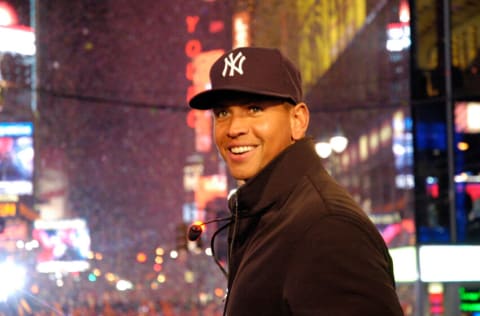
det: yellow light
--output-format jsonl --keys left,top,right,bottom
{"left": 192, "top": 220, "right": 206, "bottom": 232}
{"left": 457, "top": 141, "right": 469, "bottom": 151}
{"left": 105, "top": 273, "right": 116, "bottom": 282}
{"left": 184, "top": 270, "right": 195, "bottom": 283}
{"left": 19, "top": 298, "right": 32, "bottom": 313}
{"left": 30, "top": 284, "right": 39, "bottom": 294}
{"left": 155, "top": 256, "right": 163, "bottom": 264}
{"left": 155, "top": 247, "right": 164, "bottom": 256}
{"left": 0, "top": 202, "right": 16, "bottom": 216}
{"left": 136, "top": 252, "right": 147, "bottom": 263}
{"left": 359, "top": 135, "right": 368, "bottom": 161}
{"left": 157, "top": 274, "right": 166, "bottom": 283}
{"left": 428, "top": 283, "right": 444, "bottom": 294}
{"left": 214, "top": 287, "right": 224, "bottom": 297}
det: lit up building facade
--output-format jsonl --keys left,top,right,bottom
{"left": 410, "top": 0, "right": 480, "bottom": 315}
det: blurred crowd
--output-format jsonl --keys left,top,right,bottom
{"left": 1, "top": 298, "right": 224, "bottom": 316}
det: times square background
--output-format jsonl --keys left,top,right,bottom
{"left": 0, "top": 0, "right": 479, "bottom": 315}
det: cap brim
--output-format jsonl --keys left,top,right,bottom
{"left": 189, "top": 87, "right": 297, "bottom": 109}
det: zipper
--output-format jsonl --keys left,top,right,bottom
{"left": 223, "top": 191, "right": 239, "bottom": 316}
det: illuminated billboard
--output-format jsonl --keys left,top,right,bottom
{"left": 0, "top": 25, "right": 35, "bottom": 55}
{"left": 0, "top": 122, "right": 34, "bottom": 196}
{"left": 32, "top": 218, "right": 91, "bottom": 273}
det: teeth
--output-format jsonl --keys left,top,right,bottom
{"left": 230, "top": 146, "right": 254, "bottom": 154}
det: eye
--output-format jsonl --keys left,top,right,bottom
{"left": 248, "top": 104, "right": 264, "bottom": 113}
{"left": 213, "top": 108, "right": 229, "bottom": 119}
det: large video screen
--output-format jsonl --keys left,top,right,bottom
{"left": 0, "top": 122, "right": 34, "bottom": 196}
{"left": 32, "top": 218, "right": 91, "bottom": 273}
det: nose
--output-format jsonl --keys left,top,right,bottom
{"left": 226, "top": 114, "right": 249, "bottom": 138}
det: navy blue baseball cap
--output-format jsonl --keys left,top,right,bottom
{"left": 189, "top": 47, "right": 303, "bottom": 109}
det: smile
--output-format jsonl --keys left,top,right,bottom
{"left": 230, "top": 146, "right": 255, "bottom": 154}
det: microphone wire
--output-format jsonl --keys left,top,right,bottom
{"left": 206, "top": 210, "right": 263, "bottom": 279}
{"left": 210, "top": 220, "right": 232, "bottom": 278}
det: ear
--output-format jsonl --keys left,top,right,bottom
{"left": 290, "top": 102, "right": 310, "bottom": 141}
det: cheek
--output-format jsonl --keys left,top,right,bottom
{"left": 256, "top": 120, "right": 293, "bottom": 155}
{"left": 213, "top": 125, "right": 226, "bottom": 152}
{"left": 256, "top": 118, "right": 292, "bottom": 140}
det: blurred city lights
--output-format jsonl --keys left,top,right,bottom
{"left": 330, "top": 134, "right": 349, "bottom": 153}
{"left": 198, "top": 292, "right": 209, "bottom": 304}
{"left": 154, "top": 256, "right": 163, "bottom": 264}
{"left": 0, "top": 25, "right": 36, "bottom": 55}
{"left": 105, "top": 272, "right": 116, "bottom": 282}
{"left": 457, "top": 141, "right": 469, "bottom": 151}
{"left": 88, "top": 273, "right": 97, "bottom": 282}
{"left": 214, "top": 287, "right": 224, "bottom": 298}
{"left": 56, "top": 278, "right": 64, "bottom": 287}
{"left": 116, "top": 279, "right": 133, "bottom": 291}
{"left": 136, "top": 252, "right": 147, "bottom": 263}
{"left": 315, "top": 130, "right": 349, "bottom": 159}
{"left": 170, "top": 250, "right": 179, "bottom": 259}
{"left": 157, "top": 274, "right": 166, "bottom": 283}
{"left": 315, "top": 140, "right": 332, "bottom": 159}
{"left": 30, "top": 284, "right": 39, "bottom": 295}
{"left": 0, "top": 261, "right": 26, "bottom": 302}
{"left": 0, "top": 2, "right": 17, "bottom": 26}
{"left": 184, "top": 270, "right": 194, "bottom": 283}
{"left": 419, "top": 246, "right": 480, "bottom": 282}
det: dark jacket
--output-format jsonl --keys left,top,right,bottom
{"left": 224, "top": 138, "right": 404, "bottom": 316}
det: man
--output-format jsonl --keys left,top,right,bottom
{"left": 189, "top": 47, "right": 404, "bottom": 316}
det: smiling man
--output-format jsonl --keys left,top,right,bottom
{"left": 189, "top": 47, "right": 404, "bottom": 316}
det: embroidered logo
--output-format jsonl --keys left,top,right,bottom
{"left": 222, "top": 51, "right": 246, "bottom": 77}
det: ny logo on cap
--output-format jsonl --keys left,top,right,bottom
{"left": 222, "top": 51, "right": 246, "bottom": 77}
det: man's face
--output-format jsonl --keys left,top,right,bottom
{"left": 212, "top": 97, "right": 297, "bottom": 181}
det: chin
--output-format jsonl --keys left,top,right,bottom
{"left": 229, "top": 167, "right": 259, "bottom": 184}
{"left": 232, "top": 174, "right": 248, "bottom": 182}
{"left": 231, "top": 172, "right": 251, "bottom": 183}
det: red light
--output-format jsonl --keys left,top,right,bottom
{"left": 185, "top": 39, "right": 202, "bottom": 58}
{"left": 185, "top": 16, "right": 199, "bottom": 34}
{"left": 429, "top": 293, "right": 444, "bottom": 314}
{"left": 0, "top": 2, "right": 18, "bottom": 26}
{"left": 209, "top": 21, "right": 224, "bottom": 33}
{"left": 399, "top": 0, "right": 410, "bottom": 23}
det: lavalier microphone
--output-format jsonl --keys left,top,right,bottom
{"left": 187, "top": 224, "right": 203, "bottom": 241}
{"left": 187, "top": 216, "right": 232, "bottom": 241}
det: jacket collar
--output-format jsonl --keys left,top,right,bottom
{"left": 228, "top": 137, "right": 321, "bottom": 216}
